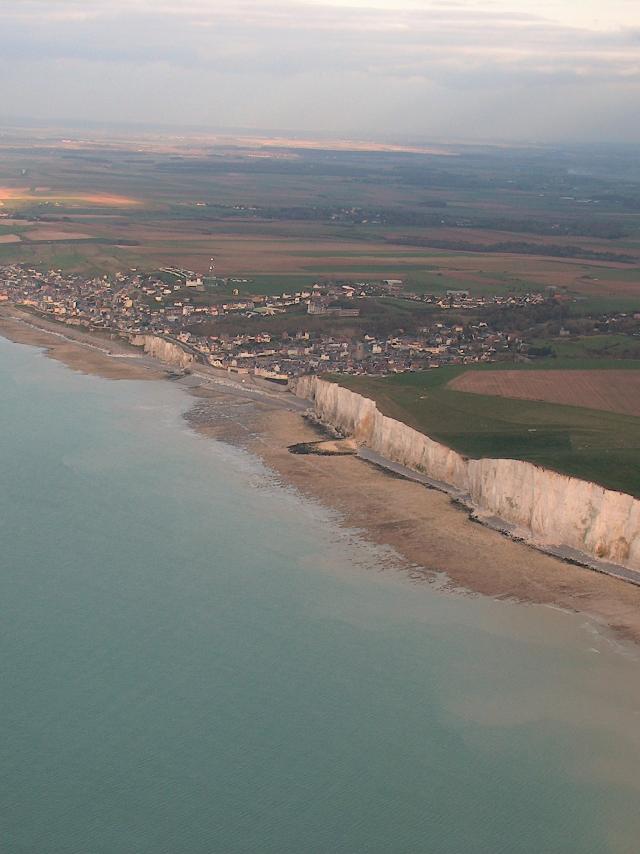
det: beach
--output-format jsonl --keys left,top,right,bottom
{"left": 0, "top": 307, "right": 164, "bottom": 381}
{"left": 3, "top": 305, "right": 640, "bottom": 644}
{"left": 195, "top": 386, "right": 640, "bottom": 644}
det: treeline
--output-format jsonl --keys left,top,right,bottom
{"left": 461, "top": 217, "right": 629, "bottom": 239}
{"left": 387, "top": 237, "right": 636, "bottom": 264}
{"left": 170, "top": 202, "right": 631, "bottom": 240}
{"left": 371, "top": 211, "right": 628, "bottom": 238}
{"left": 484, "top": 304, "right": 640, "bottom": 356}
{"left": 481, "top": 301, "right": 568, "bottom": 333}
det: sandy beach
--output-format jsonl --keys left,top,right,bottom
{"left": 4, "top": 306, "right": 640, "bottom": 644}
{"left": 0, "top": 307, "right": 165, "bottom": 381}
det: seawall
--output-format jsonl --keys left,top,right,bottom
{"left": 292, "top": 375, "right": 640, "bottom": 574}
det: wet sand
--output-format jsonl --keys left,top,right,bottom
{"left": 4, "top": 307, "right": 640, "bottom": 644}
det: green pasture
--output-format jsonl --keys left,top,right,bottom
{"left": 531, "top": 335, "right": 640, "bottom": 359}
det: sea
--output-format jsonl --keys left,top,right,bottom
{"left": 1, "top": 335, "right": 640, "bottom": 854}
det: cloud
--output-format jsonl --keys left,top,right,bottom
{"left": 0, "top": 0, "right": 639, "bottom": 141}
{"left": 3, "top": 1, "right": 638, "bottom": 80}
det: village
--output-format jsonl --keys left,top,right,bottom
{"left": 0, "top": 263, "right": 617, "bottom": 379}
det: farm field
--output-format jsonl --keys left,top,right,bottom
{"left": 0, "top": 187, "right": 139, "bottom": 208}
{"left": 529, "top": 334, "right": 640, "bottom": 359}
{"left": 337, "top": 363, "right": 640, "bottom": 497}
{"left": 0, "top": 129, "right": 638, "bottom": 311}
{"left": 0, "top": 214, "right": 637, "bottom": 307}
{"left": 449, "top": 369, "right": 640, "bottom": 417}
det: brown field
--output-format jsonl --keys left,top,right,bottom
{"left": 18, "top": 213, "right": 632, "bottom": 277}
{"left": 449, "top": 369, "right": 640, "bottom": 417}
{"left": 0, "top": 187, "right": 140, "bottom": 207}
{"left": 24, "top": 228, "right": 93, "bottom": 241}
{"left": 0, "top": 234, "right": 21, "bottom": 244}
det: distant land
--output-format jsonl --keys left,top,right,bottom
{"left": 1, "top": 126, "right": 639, "bottom": 505}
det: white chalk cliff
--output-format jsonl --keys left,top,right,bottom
{"left": 130, "top": 335, "right": 195, "bottom": 370}
{"left": 293, "top": 375, "right": 640, "bottom": 573}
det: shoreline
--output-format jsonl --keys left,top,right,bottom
{"left": 3, "top": 307, "right": 640, "bottom": 644}
{"left": 0, "top": 306, "right": 166, "bottom": 381}
{"left": 0, "top": 306, "right": 310, "bottom": 407}
{"left": 245, "top": 406, "right": 640, "bottom": 645}
{"left": 355, "top": 446, "right": 640, "bottom": 589}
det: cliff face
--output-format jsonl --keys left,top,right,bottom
{"left": 293, "top": 375, "right": 640, "bottom": 572}
{"left": 129, "top": 335, "right": 195, "bottom": 370}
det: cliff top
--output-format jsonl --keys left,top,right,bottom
{"left": 335, "top": 361, "right": 640, "bottom": 498}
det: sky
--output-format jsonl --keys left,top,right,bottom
{"left": 1, "top": 0, "right": 639, "bottom": 143}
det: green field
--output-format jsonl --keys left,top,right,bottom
{"left": 336, "top": 362, "right": 640, "bottom": 497}
{"left": 215, "top": 274, "right": 320, "bottom": 296}
{"left": 531, "top": 334, "right": 640, "bottom": 359}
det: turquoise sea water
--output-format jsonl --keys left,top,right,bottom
{"left": 1, "top": 336, "right": 640, "bottom": 854}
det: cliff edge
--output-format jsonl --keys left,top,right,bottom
{"left": 129, "top": 334, "right": 195, "bottom": 370}
{"left": 293, "top": 375, "right": 640, "bottom": 575}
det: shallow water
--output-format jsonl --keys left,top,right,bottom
{"left": 1, "top": 337, "right": 639, "bottom": 854}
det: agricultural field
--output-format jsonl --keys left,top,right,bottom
{"left": 527, "top": 334, "right": 640, "bottom": 360}
{"left": 0, "top": 129, "right": 639, "bottom": 310}
{"left": 449, "top": 369, "right": 640, "bottom": 417}
{"left": 0, "top": 187, "right": 139, "bottom": 208}
{"left": 337, "top": 362, "right": 640, "bottom": 497}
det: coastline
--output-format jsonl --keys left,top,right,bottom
{"left": 3, "top": 306, "right": 640, "bottom": 644}
{"left": 248, "top": 406, "right": 640, "bottom": 645}
{"left": 0, "top": 306, "right": 165, "bottom": 381}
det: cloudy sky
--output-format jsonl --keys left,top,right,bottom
{"left": 1, "top": 0, "right": 639, "bottom": 142}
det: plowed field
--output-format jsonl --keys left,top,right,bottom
{"left": 449, "top": 369, "right": 640, "bottom": 417}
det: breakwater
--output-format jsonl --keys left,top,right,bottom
{"left": 293, "top": 375, "right": 640, "bottom": 575}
